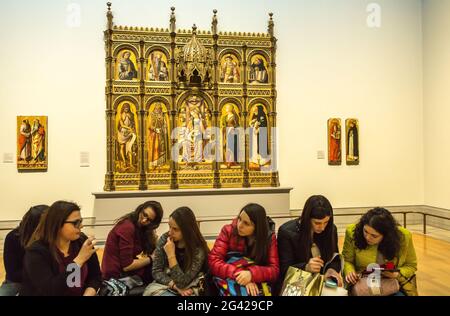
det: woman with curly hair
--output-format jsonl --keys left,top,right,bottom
{"left": 342, "top": 207, "right": 418, "bottom": 296}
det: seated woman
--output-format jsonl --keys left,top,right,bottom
{"left": 0, "top": 205, "right": 48, "bottom": 296}
{"left": 208, "top": 203, "right": 279, "bottom": 296}
{"left": 101, "top": 201, "right": 163, "bottom": 284}
{"left": 277, "top": 195, "right": 343, "bottom": 294}
{"left": 143, "top": 207, "right": 209, "bottom": 296}
{"left": 342, "top": 207, "right": 418, "bottom": 296}
{"left": 20, "top": 201, "right": 101, "bottom": 296}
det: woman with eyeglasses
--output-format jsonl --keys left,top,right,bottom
{"left": 101, "top": 201, "right": 164, "bottom": 285}
{"left": 0, "top": 204, "right": 48, "bottom": 296}
{"left": 20, "top": 201, "right": 102, "bottom": 296}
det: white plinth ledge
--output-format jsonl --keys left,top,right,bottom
{"left": 92, "top": 187, "right": 293, "bottom": 239}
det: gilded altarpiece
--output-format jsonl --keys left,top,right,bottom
{"left": 104, "top": 4, "right": 280, "bottom": 190}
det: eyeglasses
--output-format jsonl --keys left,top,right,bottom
{"left": 64, "top": 218, "right": 83, "bottom": 228}
{"left": 141, "top": 212, "right": 155, "bottom": 221}
{"left": 140, "top": 212, "right": 160, "bottom": 228}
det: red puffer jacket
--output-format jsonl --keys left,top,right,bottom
{"left": 208, "top": 219, "right": 279, "bottom": 284}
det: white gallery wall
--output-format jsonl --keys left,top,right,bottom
{"left": 0, "top": 0, "right": 437, "bottom": 221}
{"left": 423, "top": 0, "right": 450, "bottom": 210}
{"left": 277, "top": 0, "right": 423, "bottom": 209}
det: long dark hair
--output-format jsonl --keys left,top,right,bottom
{"left": 17, "top": 204, "right": 48, "bottom": 247}
{"left": 235, "top": 203, "right": 270, "bottom": 265}
{"left": 297, "top": 195, "right": 336, "bottom": 263}
{"left": 29, "top": 201, "right": 81, "bottom": 263}
{"left": 169, "top": 207, "right": 209, "bottom": 271}
{"left": 354, "top": 207, "right": 401, "bottom": 260}
{"left": 115, "top": 201, "right": 163, "bottom": 255}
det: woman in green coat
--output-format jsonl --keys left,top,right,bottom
{"left": 342, "top": 207, "right": 418, "bottom": 296}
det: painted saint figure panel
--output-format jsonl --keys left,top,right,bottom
{"left": 346, "top": 118, "right": 359, "bottom": 165}
{"left": 116, "top": 50, "right": 138, "bottom": 81}
{"left": 115, "top": 102, "right": 139, "bottom": 172}
{"left": 249, "top": 104, "right": 270, "bottom": 170}
{"left": 177, "top": 95, "right": 212, "bottom": 164}
{"left": 219, "top": 54, "right": 240, "bottom": 83}
{"left": 249, "top": 54, "right": 269, "bottom": 84}
{"left": 147, "top": 102, "right": 170, "bottom": 169}
{"left": 17, "top": 116, "right": 47, "bottom": 170}
{"left": 328, "top": 118, "right": 342, "bottom": 165}
{"left": 147, "top": 51, "right": 169, "bottom": 81}
{"left": 220, "top": 103, "right": 241, "bottom": 168}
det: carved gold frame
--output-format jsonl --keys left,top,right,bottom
{"left": 104, "top": 4, "right": 279, "bottom": 190}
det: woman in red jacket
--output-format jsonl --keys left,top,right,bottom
{"left": 208, "top": 203, "right": 279, "bottom": 296}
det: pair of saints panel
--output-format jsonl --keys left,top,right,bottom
{"left": 327, "top": 118, "right": 359, "bottom": 166}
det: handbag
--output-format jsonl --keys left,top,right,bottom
{"left": 280, "top": 266, "right": 324, "bottom": 296}
{"left": 214, "top": 277, "right": 272, "bottom": 296}
{"left": 98, "top": 275, "right": 144, "bottom": 296}
{"left": 98, "top": 278, "right": 129, "bottom": 296}
{"left": 143, "top": 273, "right": 205, "bottom": 296}
{"left": 281, "top": 253, "right": 347, "bottom": 296}
{"left": 351, "top": 275, "right": 400, "bottom": 296}
{"left": 186, "top": 273, "right": 206, "bottom": 296}
{"left": 143, "top": 282, "right": 173, "bottom": 296}
{"left": 213, "top": 253, "right": 272, "bottom": 296}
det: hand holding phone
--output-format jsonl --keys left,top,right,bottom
{"left": 381, "top": 270, "right": 400, "bottom": 279}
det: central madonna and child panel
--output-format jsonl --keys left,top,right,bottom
{"left": 104, "top": 5, "right": 280, "bottom": 190}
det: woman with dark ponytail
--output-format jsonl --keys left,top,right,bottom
{"left": 0, "top": 205, "right": 48, "bottom": 296}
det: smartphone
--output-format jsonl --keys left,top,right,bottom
{"left": 324, "top": 277, "right": 338, "bottom": 288}
{"left": 380, "top": 268, "right": 400, "bottom": 272}
{"left": 362, "top": 268, "right": 399, "bottom": 275}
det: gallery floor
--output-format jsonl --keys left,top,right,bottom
{"left": 1, "top": 227, "right": 449, "bottom": 295}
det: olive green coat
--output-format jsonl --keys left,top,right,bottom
{"left": 342, "top": 223, "right": 418, "bottom": 295}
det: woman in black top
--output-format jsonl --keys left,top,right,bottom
{"left": 20, "top": 201, "right": 102, "bottom": 296}
{"left": 277, "top": 195, "right": 343, "bottom": 292}
{"left": 0, "top": 205, "right": 48, "bottom": 296}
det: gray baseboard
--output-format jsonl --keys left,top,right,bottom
{"left": 316, "top": 205, "right": 438, "bottom": 235}
{"left": 332, "top": 205, "right": 449, "bottom": 234}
